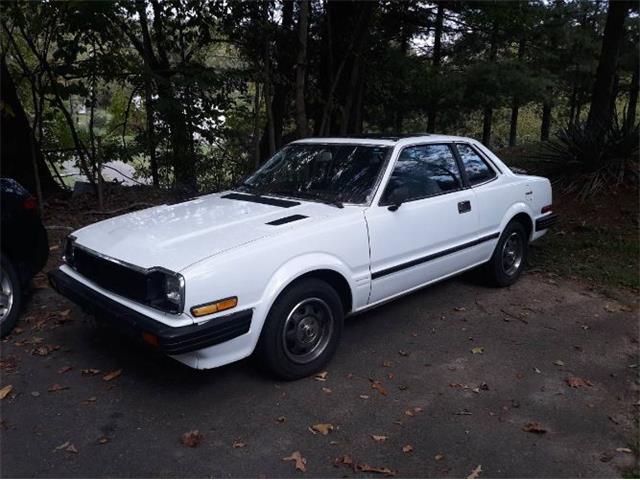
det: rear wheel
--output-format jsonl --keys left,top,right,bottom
{"left": 256, "top": 278, "right": 344, "bottom": 380}
{"left": 0, "top": 254, "right": 22, "bottom": 338}
{"left": 485, "top": 221, "right": 528, "bottom": 287}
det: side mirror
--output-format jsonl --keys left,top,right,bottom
{"left": 385, "top": 185, "right": 409, "bottom": 211}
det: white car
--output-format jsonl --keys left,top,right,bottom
{"left": 49, "top": 135, "right": 556, "bottom": 379}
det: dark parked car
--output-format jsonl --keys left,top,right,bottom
{"left": 1, "top": 178, "right": 49, "bottom": 337}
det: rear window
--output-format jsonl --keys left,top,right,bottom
{"left": 456, "top": 144, "right": 497, "bottom": 185}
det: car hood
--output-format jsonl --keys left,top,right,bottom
{"left": 72, "top": 192, "right": 346, "bottom": 272}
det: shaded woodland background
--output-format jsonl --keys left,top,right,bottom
{"left": 0, "top": 0, "right": 638, "bottom": 202}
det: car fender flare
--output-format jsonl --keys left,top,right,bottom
{"left": 247, "top": 253, "right": 355, "bottom": 351}
{"left": 498, "top": 202, "right": 536, "bottom": 240}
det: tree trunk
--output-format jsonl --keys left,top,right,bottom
{"left": 295, "top": 0, "right": 309, "bottom": 138}
{"left": 586, "top": 0, "right": 632, "bottom": 137}
{"left": 143, "top": 75, "right": 159, "bottom": 187}
{"left": 624, "top": 63, "right": 638, "bottom": 130}
{"left": 482, "top": 24, "right": 498, "bottom": 147}
{"left": 541, "top": 99, "right": 552, "bottom": 141}
{"left": 427, "top": 1, "right": 444, "bottom": 133}
{"left": 0, "top": 55, "right": 60, "bottom": 196}
{"left": 509, "top": 39, "right": 526, "bottom": 146}
{"left": 253, "top": 82, "right": 261, "bottom": 168}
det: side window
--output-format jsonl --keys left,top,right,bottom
{"left": 456, "top": 144, "right": 497, "bottom": 185}
{"left": 381, "top": 144, "right": 463, "bottom": 204}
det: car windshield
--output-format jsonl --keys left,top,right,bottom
{"left": 237, "top": 144, "right": 391, "bottom": 205}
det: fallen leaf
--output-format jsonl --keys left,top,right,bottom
{"left": 81, "top": 396, "right": 97, "bottom": 405}
{"left": 387, "top": 373, "right": 395, "bottom": 380}
{"left": 454, "top": 307, "right": 467, "bottom": 312}
{"left": 65, "top": 444, "right": 78, "bottom": 454}
{"left": 383, "top": 361, "right": 393, "bottom": 368}
{"left": 98, "top": 436, "right": 109, "bottom": 444}
{"left": 282, "top": 451, "right": 307, "bottom": 472}
{"left": 334, "top": 454, "right": 354, "bottom": 467}
{"left": 566, "top": 376, "right": 592, "bottom": 388}
{"left": 371, "top": 381, "right": 388, "bottom": 396}
{"left": 398, "top": 350, "right": 408, "bottom": 357}
{"left": 616, "top": 447, "right": 632, "bottom": 454}
{"left": 102, "top": 369, "right": 122, "bottom": 382}
{"left": 276, "top": 416, "right": 286, "bottom": 423}
{"left": 405, "top": 406, "right": 423, "bottom": 417}
{"left": 522, "top": 421, "right": 547, "bottom": 434}
{"left": 0, "top": 385, "right": 13, "bottom": 399}
{"left": 402, "top": 444, "right": 413, "bottom": 453}
{"left": 232, "top": 441, "right": 247, "bottom": 448}
{"left": 534, "top": 367, "right": 541, "bottom": 374}
{"left": 357, "top": 463, "right": 396, "bottom": 476}
{"left": 467, "top": 465, "right": 482, "bottom": 479}
{"left": 48, "top": 384, "right": 69, "bottom": 393}
{"left": 471, "top": 347, "right": 484, "bottom": 354}
{"left": 180, "top": 430, "right": 203, "bottom": 447}
{"left": 322, "top": 387, "right": 332, "bottom": 394}
{"left": 371, "top": 435, "right": 387, "bottom": 443}
{"left": 359, "top": 394, "right": 370, "bottom": 400}
{"left": 314, "top": 371, "right": 328, "bottom": 381}
{"left": 434, "top": 454, "right": 445, "bottom": 461}
{"left": 553, "top": 360, "right": 565, "bottom": 366}
{"left": 81, "top": 368, "right": 101, "bottom": 376}
{"left": 310, "top": 423, "right": 334, "bottom": 435}
{"left": 58, "top": 366, "right": 73, "bottom": 374}
{"left": 55, "top": 441, "right": 70, "bottom": 451}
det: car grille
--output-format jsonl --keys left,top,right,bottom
{"left": 71, "top": 247, "right": 150, "bottom": 304}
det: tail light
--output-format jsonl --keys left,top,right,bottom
{"left": 541, "top": 204, "right": 553, "bottom": 214}
{"left": 23, "top": 196, "right": 38, "bottom": 212}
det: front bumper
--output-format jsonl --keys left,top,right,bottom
{"left": 48, "top": 268, "right": 252, "bottom": 355}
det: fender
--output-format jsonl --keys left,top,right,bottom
{"left": 498, "top": 201, "right": 536, "bottom": 240}
{"left": 247, "top": 253, "right": 359, "bottom": 351}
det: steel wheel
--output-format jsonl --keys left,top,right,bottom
{"left": 501, "top": 231, "right": 523, "bottom": 276}
{"left": 0, "top": 265, "right": 15, "bottom": 325}
{"left": 282, "top": 297, "right": 334, "bottom": 364}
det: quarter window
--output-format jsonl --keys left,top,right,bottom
{"left": 456, "top": 144, "right": 497, "bottom": 185}
{"left": 381, "top": 144, "right": 463, "bottom": 204}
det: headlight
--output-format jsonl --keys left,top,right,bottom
{"left": 148, "top": 270, "right": 185, "bottom": 314}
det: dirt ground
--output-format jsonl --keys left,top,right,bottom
{"left": 1, "top": 265, "right": 638, "bottom": 478}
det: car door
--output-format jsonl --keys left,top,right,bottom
{"left": 365, "top": 143, "right": 485, "bottom": 304}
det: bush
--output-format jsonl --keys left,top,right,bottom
{"left": 536, "top": 118, "right": 639, "bottom": 199}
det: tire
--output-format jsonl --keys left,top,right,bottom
{"left": 485, "top": 221, "right": 528, "bottom": 287}
{"left": 0, "top": 254, "right": 22, "bottom": 339}
{"left": 255, "top": 278, "right": 344, "bottom": 380}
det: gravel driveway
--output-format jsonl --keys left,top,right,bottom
{"left": 1, "top": 271, "right": 638, "bottom": 478}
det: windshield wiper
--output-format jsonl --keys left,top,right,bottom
{"left": 284, "top": 190, "right": 344, "bottom": 209}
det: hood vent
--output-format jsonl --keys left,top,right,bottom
{"left": 222, "top": 192, "right": 300, "bottom": 208}
{"left": 267, "top": 214, "right": 308, "bottom": 226}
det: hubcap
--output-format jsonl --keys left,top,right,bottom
{"left": 501, "top": 232, "right": 523, "bottom": 276}
{"left": 282, "top": 297, "right": 334, "bottom": 364}
{"left": 0, "top": 266, "right": 14, "bottom": 324}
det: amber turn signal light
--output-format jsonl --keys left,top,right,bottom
{"left": 191, "top": 297, "right": 238, "bottom": 317}
{"left": 142, "top": 331, "right": 160, "bottom": 347}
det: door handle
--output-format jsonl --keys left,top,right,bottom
{"left": 458, "top": 200, "right": 471, "bottom": 214}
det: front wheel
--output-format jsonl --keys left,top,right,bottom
{"left": 484, "top": 221, "right": 528, "bottom": 287}
{"left": 0, "top": 254, "right": 22, "bottom": 338}
{"left": 255, "top": 278, "right": 344, "bottom": 380}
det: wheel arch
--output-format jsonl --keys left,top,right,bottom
{"left": 499, "top": 203, "right": 535, "bottom": 241}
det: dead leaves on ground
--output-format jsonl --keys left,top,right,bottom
{"left": 180, "top": 430, "right": 203, "bottom": 447}
{"left": 283, "top": 451, "right": 307, "bottom": 472}
{"left": 48, "top": 384, "right": 69, "bottom": 393}
{"left": 467, "top": 465, "right": 482, "bottom": 479}
{"left": 314, "top": 371, "right": 328, "bottom": 382}
{"left": 566, "top": 376, "right": 592, "bottom": 388}
{"left": 54, "top": 441, "right": 78, "bottom": 454}
{"left": 81, "top": 368, "right": 101, "bottom": 376}
{"left": 402, "top": 444, "right": 413, "bottom": 453}
{"left": 371, "top": 380, "right": 388, "bottom": 396}
{"left": 232, "top": 441, "right": 247, "bottom": 449}
{"left": 309, "top": 423, "right": 334, "bottom": 435}
{"left": 371, "top": 434, "right": 387, "bottom": 443}
{"left": 522, "top": 421, "right": 547, "bottom": 434}
{"left": 404, "top": 406, "right": 424, "bottom": 417}
{"left": 102, "top": 369, "right": 123, "bottom": 382}
{"left": 0, "top": 385, "right": 14, "bottom": 399}
{"left": 334, "top": 455, "right": 396, "bottom": 476}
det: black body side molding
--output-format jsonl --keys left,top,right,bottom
{"left": 371, "top": 232, "right": 500, "bottom": 280}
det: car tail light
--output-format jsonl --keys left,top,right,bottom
{"left": 23, "top": 196, "right": 38, "bottom": 212}
{"left": 541, "top": 204, "right": 553, "bottom": 214}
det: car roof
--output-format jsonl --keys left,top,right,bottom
{"left": 292, "top": 134, "right": 477, "bottom": 147}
